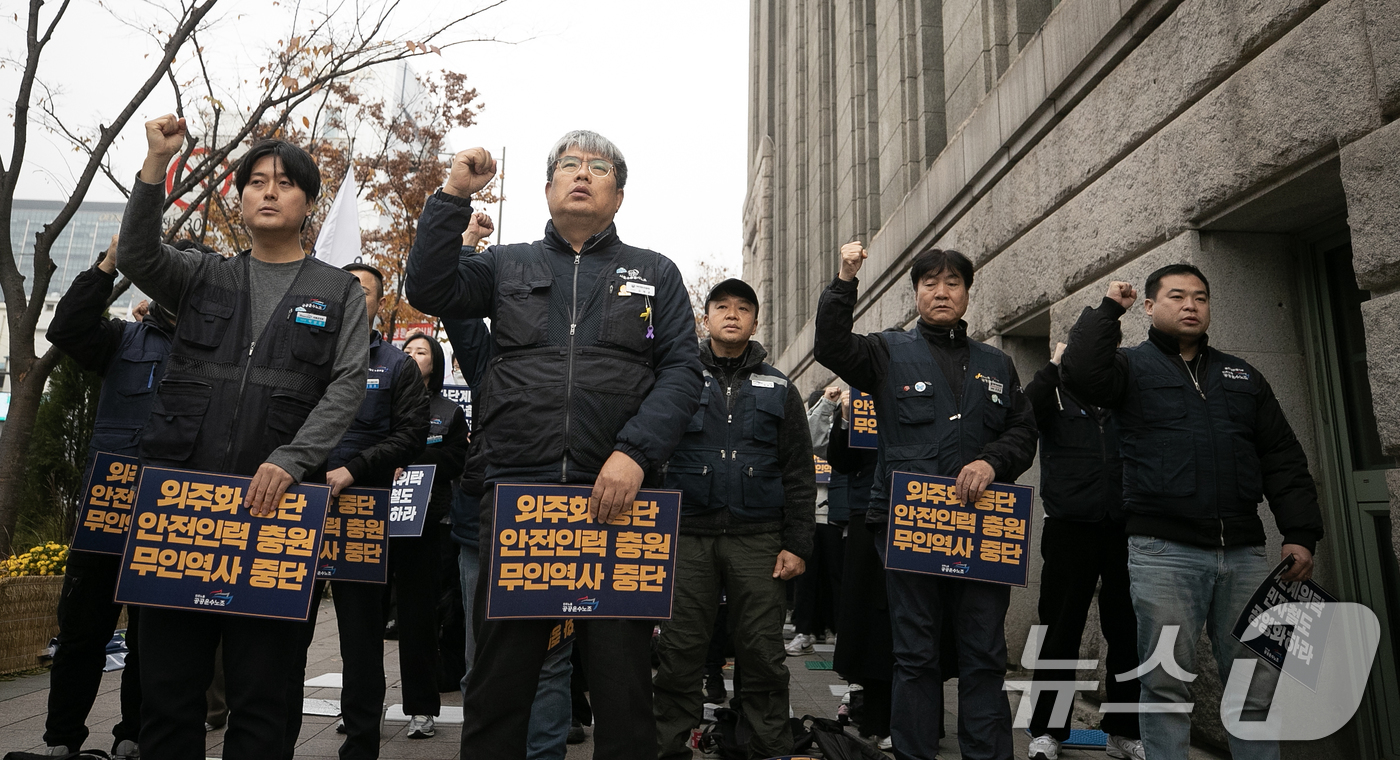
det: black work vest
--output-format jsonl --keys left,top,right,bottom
{"left": 476, "top": 240, "right": 661, "bottom": 480}
{"left": 867, "top": 327, "right": 1019, "bottom": 522}
{"left": 90, "top": 321, "right": 172, "bottom": 457}
{"left": 1116, "top": 342, "right": 1265, "bottom": 522}
{"left": 328, "top": 331, "right": 411, "bottom": 475}
{"left": 664, "top": 363, "right": 790, "bottom": 522}
{"left": 1038, "top": 384, "right": 1123, "bottom": 522}
{"left": 138, "top": 253, "right": 356, "bottom": 477}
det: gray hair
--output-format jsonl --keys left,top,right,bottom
{"left": 545, "top": 130, "right": 628, "bottom": 190}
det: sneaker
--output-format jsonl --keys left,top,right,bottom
{"left": 785, "top": 633, "right": 815, "bottom": 656}
{"left": 567, "top": 719, "right": 586, "bottom": 744}
{"left": 406, "top": 715, "right": 436, "bottom": 739}
{"left": 1107, "top": 735, "right": 1146, "bottom": 760}
{"left": 112, "top": 740, "right": 140, "bottom": 760}
{"left": 876, "top": 736, "right": 892, "bottom": 751}
{"left": 703, "top": 669, "right": 727, "bottom": 703}
{"left": 1028, "top": 733, "right": 1062, "bottom": 760}
{"left": 335, "top": 719, "right": 347, "bottom": 734}
{"left": 44, "top": 747, "right": 71, "bottom": 757}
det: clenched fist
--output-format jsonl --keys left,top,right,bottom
{"left": 141, "top": 114, "right": 187, "bottom": 184}
{"left": 1107, "top": 281, "right": 1138, "bottom": 310}
{"left": 839, "top": 241, "right": 867, "bottom": 282}
{"left": 444, "top": 148, "right": 497, "bottom": 199}
{"left": 462, "top": 211, "right": 495, "bottom": 249}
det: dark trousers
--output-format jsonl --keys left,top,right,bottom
{"left": 1029, "top": 517, "right": 1142, "bottom": 740}
{"left": 138, "top": 606, "right": 297, "bottom": 760}
{"left": 387, "top": 523, "right": 442, "bottom": 715}
{"left": 284, "top": 580, "right": 386, "bottom": 760}
{"left": 792, "top": 522, "right": 844, "bottom": 635}
{"left": 460, "top": 490, "right": 657, "bottom": 760}
{"left": 44, "top": 551, "right": 141, "bottom": 751}
{"left": 881, "top": 535, "right": 1012, "bottom": 760}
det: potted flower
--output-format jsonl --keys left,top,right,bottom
{"left": 0, "top": 543, "right": 67, "bottom": 674}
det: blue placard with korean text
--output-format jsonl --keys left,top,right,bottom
{"left": 388, "top": 465, "right": 436, "bottom": 538}
{"left": 71, "top": 452, "right": 141, "bottom": 555}
{"left": 848, "top": 388, "right": 878, "bottom": 449}
{"left": 487, "top": 484, "right": 682, "bottom": 620}
{"left": 814, "top": 455, "right": 832, "bottom": 485}
{"left": 316, "top": 487, "right": 390, "bottom": 583}
{"left": 441, "top": 384, "right": 473, "bottom": 426}
{"left": 884, "top": 471, "right": 1034, "bottom": 587}
{"left": 114, "top": 467, "right": 332, "bottom": 621}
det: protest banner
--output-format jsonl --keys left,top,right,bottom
{"left": 388, "top": 464, "right": 435, "bottom": 538}
{"left": 441, "top": 384, "right": 473, "bottom": 426}
{"left": 316, "top": 487, "right": 390, "bottom": 583}
{"left": 71, "top": 452, "right": 141, "bottom": 555}
{"left": 1232, "top": 557, "right": 1339, "bottom": 690}
{"left": 486, "top": 484, "right": 682, "bottom": 620}
{"left": 814, "top": 455, "right": 832, "bottom": 485}
{"left": 883, "top": 471, "right": 1034, "bottom": 587}
{"left": 114, "top": 467, "right": 331, "bottom": 621}
{"left": 848, "top": 388, "right": 878, "bottom": 449}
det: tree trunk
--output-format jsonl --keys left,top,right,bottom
{"left": 0, "top": 350, "right": 59, "bottom": 557}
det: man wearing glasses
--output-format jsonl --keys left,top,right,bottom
{"left": 406, "top": 131, "right": 703, "bottom": 760}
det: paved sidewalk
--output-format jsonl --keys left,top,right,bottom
{"left": 0, "top": 602, "right": 1229, "bottom": 759}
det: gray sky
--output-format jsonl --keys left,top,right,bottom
{"left": 1, "top": 0, "right": 749, "bottom": 282}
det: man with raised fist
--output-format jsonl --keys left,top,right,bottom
{"left": 813, "top": 241, "right": 1038, "bottom": 760}
{"left": 405, "top": 131, "right": 703, "bottom": 759}
{"left": 116, "top": 114, "right": 369, "bottom": 760}
{"left": 1061, "top": 266, "right": 1324, "bottom": 760}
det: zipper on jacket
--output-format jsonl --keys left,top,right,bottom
{"left": 560, "top": 253, "right": 582, "bottom": 483}
{"left": 220, "top": 339, "right": 256, "bottom": 471}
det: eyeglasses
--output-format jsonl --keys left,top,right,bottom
{"left": 556, "top": 155, "right": 614, "bottom": 178}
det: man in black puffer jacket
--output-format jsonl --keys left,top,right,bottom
{"left": 405, "top": 130, "right": 702, "bottom": 760}
{"left": 1061, "top": 264, "right": 1324, "bottom": 760}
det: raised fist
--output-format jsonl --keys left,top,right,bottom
{"left": 823, "top": 385, "right": 841, "bottom": 403}
{"left": 839, "top": 241, "right": 867, "bottom": 282}
{"left": 467, "top": 211, "right": 494, "bottom": 240}
{"left": 145, "top": 114, "right": 187, "bottom": 158}
{"left": 1106, "top": 281, "right": 1138, "bottom": 310}
{"left": 1050, "top": 341, "right": 1067, "bottom": 365}
{"left": 444, "top": 147, "right": 497, "bottom": 199}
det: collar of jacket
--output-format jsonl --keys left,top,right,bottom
{"left": 699, "top": 338, "right": 768, "bottom": 374}
{"left": 145, "top": 302, "right": 177, "bottom": 337}
{"left": 1148, "top": 325, "right": 1210, "bottom": 360}
{"left": 543, "top": 219, "right": 619, "bottom": 254}
{"left": 369, "top": 329, "right": 383, "bottom": 349}
{"left": 916, "top": 318, "right": 969, "bottom": 350}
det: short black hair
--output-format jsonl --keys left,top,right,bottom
{"left": 1145, "top": 264, "right": 1210, "bottom": 300}
{"left": 234, "top": 139, "right": 322, "bottom": 202}
{"left": 909, "top": 248, "right": 974, "bottom": 290}
{"left": 343, "top": 262, "right": 384, "bottom": 299}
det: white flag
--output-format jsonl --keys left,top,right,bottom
{"left": 314, "top": 168, "right": 362, "bottom": 268}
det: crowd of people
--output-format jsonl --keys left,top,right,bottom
{"left": 29, "top": 114, "right": 1325, "bottom": 760}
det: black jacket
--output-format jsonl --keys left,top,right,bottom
{"left": 1061, "top": 298, "right": 1324, "bottom": 552}
{"left": 47, "top": 265, "right": 174, "bottom": 375}
{"left": 404, "top": 190, "right": 702, "bottom": 485}
{"left": 329, "top": 331, "right": 431, "bottom": 488}
{"left": 667, "top": 341, "right": 816, "bottom": 560}
{"left": 1024, "top": 361, "right": 1123, "bottom": 522}
{"left": 414, "top": 335, "right": 469, "bottom": 523}
{"left": 813, "top": 275, "right": 1038, "bottom": 519}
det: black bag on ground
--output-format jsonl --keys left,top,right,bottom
{"left": 794, "top": 714, "right": 888, "bottom": 760}
{"left": 701, "top": 707, "right": 754, "bottom": 760}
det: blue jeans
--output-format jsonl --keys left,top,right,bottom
{"left": 1127, "top": 536, "right": 1281, "bottom": 760}
{"left": 458, "top": 545, "right": 573, "bottom": 760}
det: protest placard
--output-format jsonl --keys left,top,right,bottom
{"left": 486, "top": 484, "right": 682, "bottom": 620}
{"left": 441, "top": 384, "right": 473, "bottom": 426}
{"left": 115, "top": 466, "right": 331, "bottom": 621}
{"left": 71, "top": 452, "right": 141, "bottom": 555}
{"left": 848, "top": 388, "right": 878, "bottom": 449}
{"left": 814, "top": 455, "right": 832, "bottom": 485}
{"left": 883, "top": 471, "right": 1034, "bottom": 587}
{"left": 388, "top": 465, "right": 435, "bottom": 538}
{"left": 1232, "top": 558, "right": 1339, "bottom": 690}
{"left": 316, "top": 487, "right": 390, "bottom": 583}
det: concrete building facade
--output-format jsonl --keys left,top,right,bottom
{"left": 743, "top": 0, "right": 1400, "bottom": 756}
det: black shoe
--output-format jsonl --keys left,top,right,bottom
{"left": 704, "top": 669, "right": 727, "bottom": 703}
{"left": 567, "top": 719, "right": 586, "bottom": 744}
